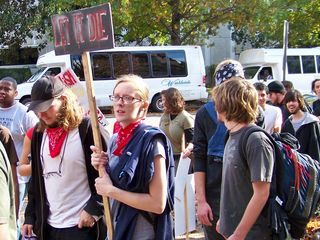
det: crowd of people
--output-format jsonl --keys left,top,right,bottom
{"left": 0, "top": 59, "right": 320, "bottom": 240}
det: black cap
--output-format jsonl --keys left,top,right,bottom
{"left": 28, "top": 76, "right": 65, "bottom": 113}
{"left": 267, "top": 81, "right": 285, "bottom": 94}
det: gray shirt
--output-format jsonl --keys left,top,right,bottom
{"left": 220, "top": 125, "right": 274, "bottom": 239}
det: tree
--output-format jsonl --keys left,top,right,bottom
{"left": 230, "top": 0, "right": 320, "bottom": 48}
{"left": 0, "top": 0, "right": 319, "bottom": 49}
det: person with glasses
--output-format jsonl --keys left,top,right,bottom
{"left": 22, "top": 76, "right": 109, "bottom": 240}
{"left": 91, "top": 74, "right": 175, "bottom": 240}
{"left": 159, "top": 87, "right": 194, "bottom": 171}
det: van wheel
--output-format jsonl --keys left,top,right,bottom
{"left": 151, "top": 94, "right": 163, "bottom": 112}
{"left": 20, "top": 97, "right": 31, "bottom": 108}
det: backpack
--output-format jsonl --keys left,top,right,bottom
{"left": 235, "top": 125, "right": 320, "bottom": 239}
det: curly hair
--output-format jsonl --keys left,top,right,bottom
{"left": 212, "top": 78, "right": 258, "bottom": 124}
{"left": 37, "top": 88, "right": 83, "bottom": 131}
{"left": 161, "top": 88, "right": 185, "bottom": 114}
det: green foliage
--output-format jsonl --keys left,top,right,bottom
{"left": 0, "top": 0, "right": 319, "bottom": 50}
{"left": 231, "top": 0, "right": 320, "bottom": 48}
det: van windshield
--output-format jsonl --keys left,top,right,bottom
{"left": 26, "top": 67, "right": 46, "bottom": 83}
{"left": 243, "top": 66, "right": 260, "bottom": 79}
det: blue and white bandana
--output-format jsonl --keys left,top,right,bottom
{"left": 214, "top": 62, "right": 244, "bottom": 85}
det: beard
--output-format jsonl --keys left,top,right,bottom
{"left": 288, "top": 107, "right": 300, "bottom": 115}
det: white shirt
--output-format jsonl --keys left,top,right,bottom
{"left": 0, "top": 101, "right": 38, "bottom": 183}
{"left": 42, "top": 128, "right": 91, "bottom": 228}
{"left": 264, "top": 104, "right": 282, "bottom": 134}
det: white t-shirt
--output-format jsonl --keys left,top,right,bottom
{"left": 0, "top": 101, "right": 38, "bottom": 183}
{"left": 264, "top": 104, "right": 282, "bottom": 134}
{"left": 42, "top": 128, "right": 91, "bottom": 228}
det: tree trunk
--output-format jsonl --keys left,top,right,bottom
{"left": 170, "top": 0, "right": 181, "bottom": 45}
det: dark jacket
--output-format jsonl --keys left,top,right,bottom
{"left": 313, "top": 99, "right": 320, "bottom": 117}
{"left": 110, "top": 123, "right": 175, "bottom": 240}
{"left": 281, "top": 113, "right": 320, "bottom": 161}
{"left": 193, "top": 102, "right": 225, "bottom": 202}
{"left": 24, "top": 118, "right": 109, "bottom": 240}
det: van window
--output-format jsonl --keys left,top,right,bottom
{"left": 71, "top": 50, "right": 188, "bottom": 80}
{"left": 132, "top": 53, "right": 150, "bottom": 77}
{"left": 243, "top": 66, "right": 260, "bottom": 79}
{"left": 302, "top": 56, "right": 316, "bottom": 73}
{"left": 151, "top": 53, "right": 168, "bottom": 77}
{"left": 45, "top": 67, "right": 61, "bottom": 76}
{"left": 287, "top": 56, "right": 301, "bottom": 74}
{"left": 112, "top": 53, "right": 130, "bottom": 77}
{"left": 316, "top": 55, "right": 320, "bottom": 73}
{"left": 92, "top": 54, "right": 112, "bottom": 79}
{"left": 258, "top": 67, "right": 273, "bottom": 80}
{"left": 71, "top": 55, "right": 84, "bottom": 80}
{"left": 167, "top": 51, "right": 187, "bottom": 76}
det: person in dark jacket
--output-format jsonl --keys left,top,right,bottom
{"left": 312, "top": 78, "right": 320, "bottom": 118}
{"left": 91, "top": 74, "right": 175, "bottom": 240}
{"left": 281, "top": 90, "right": 320, "bottom": 161}
{"left": 193, "top": 59, "right": 246, "bottom": 240}
{"left": 22, "top": 76, "right": 109, "bottom": 240}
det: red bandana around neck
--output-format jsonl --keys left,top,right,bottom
{"left": 113, "top": 119, "right": 144, "bottom": 156}
{"left": 46, "top": 127, "right": 68, "bottom": 158}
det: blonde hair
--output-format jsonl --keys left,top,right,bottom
{"left": 212, "top": 77, "right": 258, "bottom": 124}
{"left": 113, "top": 74, "right": 149, "bottom": 101}
{"left": 38, "top": 88, "right": 83, "bottom": 131}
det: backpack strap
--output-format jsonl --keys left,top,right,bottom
{"left": 238, "top": 125, "right": 271, "bottom": 166}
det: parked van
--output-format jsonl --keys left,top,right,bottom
{"left": 239, "top": 48, "right": 320, "bottom": 94}
{"left": 16, "top": 46, "right": 207, "bottom": 112}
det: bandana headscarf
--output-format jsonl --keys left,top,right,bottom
{"left": 113, "top": 119, "right": 144, "bottom": 156}
{"left": 215, "top": 62, "right": 244, "bottom": 86}
{"left": 46, "top": 127, "right": 68, "bottom": 158}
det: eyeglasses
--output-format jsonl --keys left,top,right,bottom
{"left": 109, "top": 95, "right": 142, "bottom": 104}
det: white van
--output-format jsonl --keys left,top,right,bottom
{"left": 239, "top": 48, "right": 320, "bottom": 94}
{"left": 16, "top": 46, "right": 207, "bottom": 112}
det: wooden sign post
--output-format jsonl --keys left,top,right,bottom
{"left": 184, "top": 186, "right": 190, "bottom": 240}
{"left": 51, "top": 3, "right": 115, "bottom": 239}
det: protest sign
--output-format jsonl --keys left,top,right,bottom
{"left": 56, "top": 69, "right": 109, "bottom": 128}
{"left": 51, "top": 3, "right": 115, "bottom": 239}
{"left": 175, "top": 156, "right": 196, "bottom": 238}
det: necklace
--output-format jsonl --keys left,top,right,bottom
{"left": 229, "top": 122, "right": 240, "bottom": 132}
{"left": 41, "top": 131, "right": 68, "bottom": 179}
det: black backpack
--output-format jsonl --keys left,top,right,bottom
{"left": 234, "top": 125, "right": 320, "bottom": 239}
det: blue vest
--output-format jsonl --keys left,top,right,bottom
{"left": 110, "top": 123, "right": 175, "bottom": 240}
